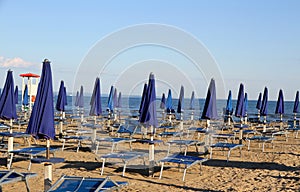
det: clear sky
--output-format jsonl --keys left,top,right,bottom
{"left": 0, "top": 0, "right": 299, "bottom": 101}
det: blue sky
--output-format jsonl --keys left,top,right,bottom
{"left": 0, "top": 1, "right": 299, "bottom": 100}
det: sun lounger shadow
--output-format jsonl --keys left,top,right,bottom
{"left": 60, "top": 160, "right": 102, "bottom": 171}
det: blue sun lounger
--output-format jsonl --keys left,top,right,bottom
{"left": 0, "top": 170, "right": 37, "bottom": 192}
{"left": 167, "top": 140, "right": 203, "bottom": 156}
{"left": 100, "top": 151, "right": 147, "bottom": 176}
{"left": 7, "top": 146, "right": 59, "bottom": 170}
{"left": 61, "top": 135, "right": 91, "bottom": 152}
{"left": 246, "top": 136, "right": 274, "bottom": 152}
{"left": 47, "top": 175, "right": 128, "bottom": 192}
{"left": 209, "top": 143, "right": 243, "bottom": 162}
{"left": 95, "top": 137, "right": 136, "bottom": 154}
{"left": 158, "top": 154, "right": 208, "bottom": 181}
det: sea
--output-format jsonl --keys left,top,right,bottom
{"left": 47, "top": 95, "right": 297, "bottom": 122}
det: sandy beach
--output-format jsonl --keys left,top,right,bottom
{"left": 0, "top": 118, "right": 299, "bottom": 192}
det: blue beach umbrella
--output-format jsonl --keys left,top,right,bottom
{"left": 56, "top": 80, "right": 66, "bottom": 112}
{"left": 0, "top": 70, "right": 17, "bottom": 121}
{"left": 166, "top": 89, "right": 174, "bottom": 113}
{"left": 113, "top": 88, "right": 118, "bottom": 109}
{"left": 64, "top": 87, "right": 67, "bottom": 106}
{"left": 107, "top": 86, "right": 114, "bottom": 112}
{"left": 139, "top": 83, "right": 147, "bottom": 115}
{"left": 26, "top": 59, "right": 55, "bottom": 141}
{"left": 225, "top": 90, "right": 233, "bottom": 115}
{"left": 139, "top": 73, "right": 157, "bottom": 176}
{"left": 22, "top": 84, "right": 29, "bottom": 106}
{"left": 275, "top": 89, "right": 284, "bottom": 120}
{"left": 160, "top": 93, "right": 166, "bottom": 110}
{"left": 201, "top": 78, "right": 218, "bottom": 121}
{"left": 78, "top": 86, "right": 84, "bottom": 108}
{"left": 140, "top": 73, "right": 158, "bottom": 127}
{"left": 89, "top": 78, "right": 102, "bottom": 116}
{"left": 293, "top": 91, "right": 299, "bottom": 114}
{"left": 260, "top": 87, "right": 268, "bottom": 117}
{"left": 117, "top": 92, "right": 122, "bottom": 108}
{"left": 14, "top": 86, "right": 18, "bottom": 104}
{"left": 74, "top": 91, "right": 79, "bottom": 107}
{"left": 256, "top": 93, "right": 262, "bottom": 111}
{"left": 244, "top": 93, "right": 248, "bottom": 115}
{"left": 235, "top": 83, "right": 245, "bottom": 118}
{"left": 177, "top": 86, "right": 184, "bottom": 114}
{"left": 189, "top": 91, "right": 195, "bottom": 110}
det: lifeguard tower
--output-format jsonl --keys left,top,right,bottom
{"left": 19, "top": 73, "right": 40, "bottom": 111}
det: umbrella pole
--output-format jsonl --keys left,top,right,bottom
{"left": 180, "top": 113, "right": 183, "bottom": 131}
{"left": 59, "top": 111, "right": 63, "bottom": 137}
{"left": 191, "top": 110, "right": 194, "bottom": 121}
{"left": 44, "top": 162, "right": 52, "bottom": 192}
{"left": 263, "top": 116, "right": 267, "bottom": 133}
{"left": 227, "top": 114, "right": 231, "bottom": 126}
{"left": 46, "top": 139, "right": 50, "bottom": 159}
{"left": 294, "top": 113, "right": 297, "bottom": 128}
{"left": 149, "top": 125, "right": 155, "bottom": 177}
{"left": 239, "top": 118, "right": 243, "bottom": 144}
{"left": 161, "top": 110, "right": 165, "bottom": 120}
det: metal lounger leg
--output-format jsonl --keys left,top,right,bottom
{"left": 122, "top": 160, "right": 127, "bottom": 177}
{"left": 247, "top": 140, "right": 251, "bottom": 151}
{"left": 100, "top": 158, "right": 105, "bottom": 175}
{"left": 159, "top": 162, "right": 164, "bottom": 179}
{"left": 62, "top": 139, "right": 66, "bottom": 151}
{"left": 183, "top": 165, "right": 187, "bottom": 181}
{"left": 227, "top": 149, "right": 231, "bottom": 162}
{"left": 209, "top": 147, "right": 213, "bottom": 159}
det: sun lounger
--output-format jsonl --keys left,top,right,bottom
{"left": 246, "top": 136, "right": 274, "bottom": 152}
{"left": 99, "top": 151, "right": 147, "bottom": 176}
{"left": 158, "top": 154, "right": 208, "bottom": 181}
{"left": 0, "top": 132, "right": 32, "bottom": 147}
{"left": 209, "top": 143, "right": 243, "bottom": 162}
{"left": 47, "top": 175, "right": 128, "bottom": 192}
{"left": 61, "top": 135, "right": 91, "bottom": 152}
{"left": 95, "top": 137, "right": 136, "bottom": 154}
{"left": 167, "top": 140, "right": 203, "bottom": 156}
{"left": 0, "top": 170, "right": 37, "bottom": 192}
{"left": 7, "top": 146, "right": 59, "bottom": 170}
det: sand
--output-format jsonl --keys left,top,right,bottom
{"left": 0, "top": 120, "right": 299, "bottom": 192}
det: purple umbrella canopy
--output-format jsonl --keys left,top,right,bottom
{"left": 225, "top": 90, "right": 233, "bottom": 115}
{"left": 166, "top": 89, "right": 174, "bottom": 113}
{"left": 260, "top": 87, "right": 268, "bottom": 116}
{"left": 0, "top": 70, "right": 17, "bottom": 120}
{"left": 64, "top": 87, "right": 67, "bottom": 106}
{"left": 189, "top": 91, "right": 195, "bottom": 110}
{"left": 139, "top": 73, "right": 158, "bottom": 128}
{"left": 275, "top": 89, "right": 284, "bottom": 115}
{"left": 56, "top": 80, "right": 66, "bottom": 112}
{"left": 201, "top": 78, "right": 218, "bottom": 120}
{"left": 139, "top": 83, "right": 148, "bottom": 115}
{"left": 235, "top": 83, "right": 245, "bottom": 118}
{"left": 117, "top": 92, "right": 122, "bottom": 108}
{"left": 107, "top": 85, "right": 114, "bottom": 112}
{"left": 177, "top": 85, "right": 184, "bottom": 114}
{"left": 74, "top": 91, "right": 79, "bottom": 107}
{"left": 256, "top": 92, "right": 262, "bottom": 110}
{"left": 89, "top": 78, "right": 102, "bottom": 116}
{"left": 14, "top": 86, "right": 18, "bottom": 104}
{"left": 160, "top": 93, "right": 165, "bottom": 110}
{"left": 26, "top": 59, "right": 55, "bottom": 139}
{"left": 78, "top": 85, "right": 84, "bottom": 108}
{"left": 293, "top": 91, "right": 299, "bottom": 114}
{"left": 113, "top": 88, "right": 118, "bottom": 109}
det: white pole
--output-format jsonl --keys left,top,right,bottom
{"left": 263, "top": 116, "right": 267, "bottom": 133}
{"left": 149, "top": 125, "right": 155, "bottom": 176}
{"left": 44, "top": 163, "right": 52, "bottom": 191}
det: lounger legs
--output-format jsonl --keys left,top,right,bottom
{"left": 159, "top": 162, "right": 164, "bottom": 179}
{"left": 101, "top": 158, "right": 105, "bottom": 175}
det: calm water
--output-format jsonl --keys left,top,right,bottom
{"left": 56, "top": 95, "right": 297, "bottom": 121}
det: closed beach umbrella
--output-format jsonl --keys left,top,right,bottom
{"left": 22, "top": 84, "right": 29, "bottom": 106}
{"left": 107, "top": 86, "right": 114, "bottom": 112}
{"left": 64, "top": 87, "right": 67, "bottom": 106}
{"left": 226, "top": 90, "right": 233, "bottom": 115}
{"left": 139, "top": 73, "right": 157, "bottom": 176}
{"left": 0, "top": 70, "right": 17, "bottom": 154}
{"left": 78, "top": 86, "right": 84, "bottom": 108}
{"left": 56, "top": 80, "right": 66, "bottom": 112}
{"left": 14, "top": 86, "right": 18, "bottom": 104}
{"left": 138, "top": 83, "right": 147, "bottom": 115}
{"left": 256, "top": 93, "right": 262, "bottom": 110}
{"left": 260, "top": 87, "right": 268, "bottom": 117}
{"left": 275, "top": 89, "right": 284, "bottom": 121}
{"left": 160, "top": 93, "right": 166, "bottom": 110}
{"left": 293, "top": 91, "right": 299, "bottom": 127}
{"left": 201, "top": 78, "right": 218, "bottom": 123}
{"left": 113, "top": 88, "right": 118, "bottom": 109}
{"left": 89, "top": 78, "right": 102, "bottom": 116}
{"left": 0, "top": 70, "right": 17, "bottom": 121}
{"left": 74, "top": 91, "right": 79, "bottom": 107}
{"left": 26, "top": 59, "right": 55, "bottom": 140}
{"left": 189, "top": 91, "right": 195, "bottom": 110}
{"left": 244, "top": 93, "right": 248, "bottom": 115}
{"left": 117, "top": 92, "right": 122, "bottom": 108}
{"left": 177, "top": 86, "right": 184, "bottom": 114}
{"left": 235, "top": 83, "right": 245, "bottom": 118}
{"left": 293, "top": 91, "right": 299, "bottom": 114}
{"left": 166, "top": 89, "right": 173, "bottom": 113}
